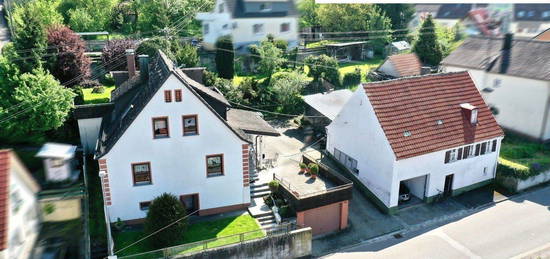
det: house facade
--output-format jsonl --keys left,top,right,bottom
{"left": 76, "top": 51, "right": 278, "bottom": 223}
{"left": 196, "top": 0, "right": 299, "bottom": 51}
{"left": 441, "top": 35, "right": 550, "bottom": 141}
{"left": 326, "top": 72, "right": 504, "bottom": 213}
{"left": 0, "top": 150, "right": 41, "bottom": 259}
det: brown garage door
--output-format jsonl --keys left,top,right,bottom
{"left": 303, "top": 202, "right": 341, "bottom": 236}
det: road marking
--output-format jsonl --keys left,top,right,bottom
{"left": 431, "top": 229, "right": 481, "bottom": 259}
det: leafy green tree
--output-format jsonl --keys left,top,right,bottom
{"left": 375, "top": 4, "right": 415, "bottom": 40}
{"left": 342, "top": 68, "right": 362, "bottom": 88}
{"left": 304, "top": 54, "right": 340, "bottom": 86}
{"left": 63, "top": 0, "right": 117, "bottom": 32}
{"left": 270, "top": 71, "right": 309, "bottom": 113}
{"left": 174, "top": 43, "right": 199, "bottom": 68}
{"left": 413, "top": 15, "right": 443, "bottom": 66}
{"left": 12, "top": 0, "right": 63, "bottom": 32}
{"left": 215, "top": 36, "right": 234, "bottom": 79}
{"left": 144, "top": 193, "right": 188, "bottom": 249}
{"left": 136, "top": 37, "right": 198, "bottom": 67}
{"left": 297, "top": 0, "right": 319, "bottom": 29}
{"left": 255, "top": 40, "right": 285, "bottom": 77}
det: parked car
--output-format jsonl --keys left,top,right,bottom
{"left": 399, "top": 183, "right": 411, "bottom": 202}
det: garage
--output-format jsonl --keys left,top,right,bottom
{"left": 399, "top": 175, "right": 428, "bottom": 206}
{"left": 299, "top": 201, "right": 347, "bottom": 236}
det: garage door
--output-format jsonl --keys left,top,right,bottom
{"left": 303, "top": 202, "right": 341, "bottom": 235}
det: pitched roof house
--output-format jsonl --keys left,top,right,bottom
{"left": 511, "top": 4, "right": 550, "bottom": 38}
{"left": 326, "top": 72, "right": 504, "bottom": 213}
{"left": 75, "top": 50, "right": 278, "bottom": 222}
{"left": 376, "top": 53, "right": 423, "bottom": 79}
{"left": 196, "top": 0, "right": 299, "bottom": 51}
{"left": 0, "top": 150, "right": 41, "bottom": 259}
{"left": 441, "top": 34, "right": 550, "bottom": 141}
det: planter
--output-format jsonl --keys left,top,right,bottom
{"left": 496, "top": 169, "right": 550, "bottom": 193}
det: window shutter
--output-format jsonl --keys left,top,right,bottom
{"left": 475, "top": 144, "right": 481, "bottom": 156}
{"left": 457, "top": 148, "right": 463, "bottom": 160}
{"left": 445, "top": 151, "right": 450, "bottom": 163}
{"left": 492, "top": 140, "right": 497, "bottom": 152}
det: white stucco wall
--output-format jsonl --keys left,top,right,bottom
{"left": 326, "top": 88, "right": 396, "bottom": 206}
{"left": 102, "top": 75, "right": 249, "bottom": 222}
{"left": 443, "top": 66, "right": 550, "bottom": 140}
{"left": 6, "top": 162, "right": 40, "bottom": 259}
{"left": 377, "top": 60, "right": 399, "bottom": 78}
{"left": 77, "top": 117, "right": 103, "bottom": 155}
{"left": 392, "top": 138, "right": 502, "bottom": 207}
{"left": 510, "top": 21, "right": 550, "bottom": 38}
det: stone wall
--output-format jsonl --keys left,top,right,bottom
{"left": 497, "top": 169, "right": 550, "bottom": 193}
{"left": 175, "top": 228, "right": 312, "bottom": 259}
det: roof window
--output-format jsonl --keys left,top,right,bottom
{"left": 403, "top": 131, "right": 411, "bottom": 137}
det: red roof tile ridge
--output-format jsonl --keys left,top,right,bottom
{"left": 362, "top": 71, "right": 470, "bottom": 88}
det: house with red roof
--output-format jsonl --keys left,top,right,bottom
{"left": 375, "top": 53, "right": 424, "bottom": 79}
{"left": 0, "top": 150, "right": 41, "bottom": 259}
{"left": 326, "top": 72, "right": 504, "bottom": 213}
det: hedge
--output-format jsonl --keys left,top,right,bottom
{"left": 497, "top": 157, "right": 533, "bottom": 180}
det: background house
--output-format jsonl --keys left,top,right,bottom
{"left": 326, "top": 72, "right": 504, "bottom": 213}
{"left": 441, "top": 34, "right": 550, "bottom": 141}
{"left": 303, "top": 89, "right": 353, "bottom": 131}
{"left": 511, "top": 4, "right": 550, "bottom": 38}
{"left": 0, "top": 150, "right": 41, "bottom": 259}
{"left": 196, "top": 0, "right": 299, "bottom": 51}
{"left": 375, "top": 53, "right": 424, "bottom": 79}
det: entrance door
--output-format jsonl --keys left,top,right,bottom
{"left": 180, "top": 194, "right": 199, "bottom": 214}
{"left": 444, "top": 174, "right": 454, "bottom": 197}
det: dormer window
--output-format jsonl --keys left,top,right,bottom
{"left": 460, "top": 103, "right": 478, "bottom": 126}
{"left": 260, "top": 3, "right": 272, "bottom": 12}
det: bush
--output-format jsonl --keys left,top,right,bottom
{"left": 308, "top": 163, "right": 319, "bottom": 176}
{"left": 80, "top": 79, "right": 101, "bottom": 88}
{"left": 215, "top": 36, "right": 234, "bottom": 79}
{"left": 100, "top": 74, "right": 115, "bottom": 86}
{"left": 92, "top": 86, "right": 105, "bottom": 94}
{"left": 268, "top": 180, "right": 280, "bottom": 193}
{"left": 73, "top": 87, "right": 85, "bottom": 105}
{"left": 144, "top": 193, "right": 188, "bottom": 249}
{"left": 304, "top": 54, "right": 340, "bottom": 87}
{"left": 101, "top": 39, "right": 137, "bottom": 71}
{"left": 263, "top": 196, "right": 274, "bottom": 207}
{"left": 497, "top": 158, "right": 531, "bottom": 180}
{"left": 342, "top": 68, "right": 362, "bottom": 87}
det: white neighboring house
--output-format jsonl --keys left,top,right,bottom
{"left": 510, "top": 4, "right": 550, "bottom": 38}
{"left": 75, "top": 50, "right": 278, "bottom": 222}
{"left": 196, "top": 0, "right": 299, "bottom": 51}
{"left": 441, "top": 34, "right": 550, "bottom": 141}
{"left": 326, "top": 72, "right": 504, "bottom": 213}
{"left": 0, "top": 150, "right": 41, "bottom": 259}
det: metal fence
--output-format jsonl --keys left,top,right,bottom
{"left": 118, "top": 223, "right": 298, "bottom": 259}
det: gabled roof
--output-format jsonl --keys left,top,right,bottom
{"left": 227, "top": 109, "right": 280, "bottom": 136}
{"left": 0, "top": 150, "right": 40, "bottom": 251}
{"left": 303, "top": 90, "right": 353, "bottom": 121}
{"left": 362, "top": 72, "right": 504, "bottom": 160}
{"left": 95, "top": 51, "right": 250, "bottom": 158}
{"left": 383, "top": 53, "right": 422, "bottom": 78}
{"left": 226, "top": 0, "right": 297, "bottom": 19}
{"left": 534, "top": 28, "right": 550, "bottom": 41}
{"left": 442, "top": 36, "right": 550, "bottom": 81}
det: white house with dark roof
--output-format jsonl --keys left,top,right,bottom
{"left": 0, "top": 150, "right": 41, "bottom": 259}
{"left": 442, "top": 34, "right": 550, "bottom": 141}
{"left": 75, "top": 50, "right": 278, "bottom": 222}
{"left": 326, "top": 72, "right": 504, "bottom": 213}
{"left": 196, "top": 0, "right": 299, "bottom": 51}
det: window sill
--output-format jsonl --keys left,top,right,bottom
{"left": 154, "top": 135, "right": 170, "bottom": 139}
{"left": 183, "top": 133, "right": 199, "bottom": 137}
{"left": 133, "top": 182, "right": 152, "bottom": 187}
{"left": 207, "top": 173, "right": 224, "bottom": 178}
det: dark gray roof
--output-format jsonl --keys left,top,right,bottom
{"left": 95, "top": 51, "right": 251, "bottom": 158}
{"left": 226, "top": 0, "right": 297, "bottom": 19}
{"left": 73, "top": 103, "right": 114, "bottom": 119}
{"left": 442, "top": 36, "right": 550, "bottom": 81}
{"left": 227, "top": 109, "right": 280, "bottom": 136}
{"left": 514, "top": 4, "right": 550, "bottom": 21}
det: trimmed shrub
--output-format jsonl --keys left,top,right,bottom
{"left": 268, "top": 180, "right": 280, "bottom": 193}
{"left": 342, "top": 68, "right": 362, "bottom": 87}
{"left": 215, "top": 36, "right": 235, "bottom": 79}
{"left": 92, "top": 86, "right": 105, "bottom": 94}
{"left": 144, "top": 193, "right": 188, "bottom": 249}
{"left": 80, "top": 79, "right": 101, "bottom": 88}
{"left": 497, "top": 158, "right": 531, "bottom": 180}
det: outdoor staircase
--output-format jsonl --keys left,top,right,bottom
{"left": 250, "top": 183, "right": 271, "bottom": 198}
{"left": 248, "top": 170, "right": 277, "bottom": 229}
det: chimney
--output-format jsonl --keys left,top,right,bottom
{"left": 420, "top": 66, "right": 431, "bottom": 75}
{"left": 126, "top": 49, "right": 136, "bottom": 78}
{"left": 460, "top": 103, "right": 478, "bottom": 126}
{"left": 499, "top": 33, "right": 513, "bottom": 74}
{"left": 138, "top": 55, "right": 149, "bottom": 82}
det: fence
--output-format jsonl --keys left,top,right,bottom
{"left": 118, "top": 223, "right": 298, "bottom": 259}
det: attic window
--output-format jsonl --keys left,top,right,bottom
{"left": 436, "top": 120, "right": 444, "bottom": 125}
{"left": 403, "top": 131, "right": 411, "bottom": 137}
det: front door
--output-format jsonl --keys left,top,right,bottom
{"left": 444, "top": 174, "right": 454, "bottom": 197}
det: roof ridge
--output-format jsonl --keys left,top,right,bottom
{"left": 362, "top": 71, "right": 468, "bottom": 87}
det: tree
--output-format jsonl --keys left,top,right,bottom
{"left": 144, "top": 193, "right": 188, "bottom": 249}
{"left": 46, "top": 25, "right": 91, "bottom": 87}
{"left": 412, "top": 15, "right": 443, "bottom": 66}
{"left": 375, "top": 4, "right": 415, "bottom": 40}
{"left": 215, "top": 36, "right": 234, "bottom": 79}
{"left": 62, "top": 0, "right": 118, "bottom": 32}
{"left": 174, "top": 43, "right": 199, "bottom": 68}
{"left": 304, "top": 55, "right": 340, "bottom": 86}
{"left": 316, "top": 4, "right": 393, "bottom": 51}
{"left": 12, "top": 0, "right": 63, "bottom": 31}
{"left": 270, "top": 72, "right": 309, "bottom": 113}
{"left": 0, "top": 64, "right": 75, "bottom": 143}
{"left": 297, "top": 0, "right": 319, "bottom": 29}
{"left": 254, "top": 40, "right": 285, "bottom": 77}
{"left": 101, "top": 39, "right": 137, "bottom": 71}
{"left": 136, "top": 37, "right": 199, "bottom": 67}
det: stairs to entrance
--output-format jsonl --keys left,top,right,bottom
{"left": 248, "top": 169, "right": 278, "bottom": 229}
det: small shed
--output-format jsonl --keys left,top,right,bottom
{"left": 36, "top": 143, "right": 78, "bottom": 182}
{"left": 386, "top": 41, "right": 411, "bottom": 55}
{"left": 325, "top": 42, "right": 370, "bottom": 62}
{"left": 303, "top": 89, "right": 353, "bottom": 130}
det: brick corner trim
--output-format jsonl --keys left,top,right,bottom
{"left": 98, "top": 159, "right": 112, "bottom": 206}
{"left": 242, "top": 144, "right": 250, "bottom": 187}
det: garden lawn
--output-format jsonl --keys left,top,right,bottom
{"left": 114, "top": 214, "right": 264, "bottom": 257}
{"left": 499, "top": 133, "right": 550, "bottom": 176}
{"left": 82, "top": 85, "right": 115, "bottom": 104}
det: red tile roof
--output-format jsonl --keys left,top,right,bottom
{"left": 0, "top": 150, "right": 10, "bottom": 251}
{"left": 363, "top": 72, "right": 504, "bottom": 160}
{"left": 388, "top": 53, "right": 422, "bottom": 77}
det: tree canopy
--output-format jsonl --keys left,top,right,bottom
{"left": 270, "top": 71, "right": 309, "bottom": 113}
{"left": 412, "top": 15, "right": 443, "bottom": 66}
{"left": 46, "top": 25, "right": 91, "bottom": 86}
{"left": 254, "top": 40, "right": 285, "bottom": 77}
{"left": 375, "top": 4, "right": 415, "bottom": 40}
{"left": 144, "top": 193, "right": 188, "bottom": 249}
{"left": 304, "top": 54, "right": 340, "bottom": 87}
{"left": 101, "top": 39, "right": 137, "bottom": 71}
{"left": 215, "top": 36, "right": 234, "bottom": 79}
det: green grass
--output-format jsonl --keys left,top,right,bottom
{"left": 114, "top": 214, "right": 264, "bottom": 257}
{"left": 87, "top": 157, "right": 108, "bottom": 250}
{"left": 498, "top": 133, "right": 550, "bottom": 179}
{"left": 305, "top": 40, "right": 339, "bottom": 48}
{"left": 81, "top": 85, "right": 115, "bottom": 104}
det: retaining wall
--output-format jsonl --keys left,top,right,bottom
{"left": 496, "top": 170, "right": 550, "bottom": 193}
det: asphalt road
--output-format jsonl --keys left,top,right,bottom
{"left": 325, "top": 185, "right": 550, "bottom": 259}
